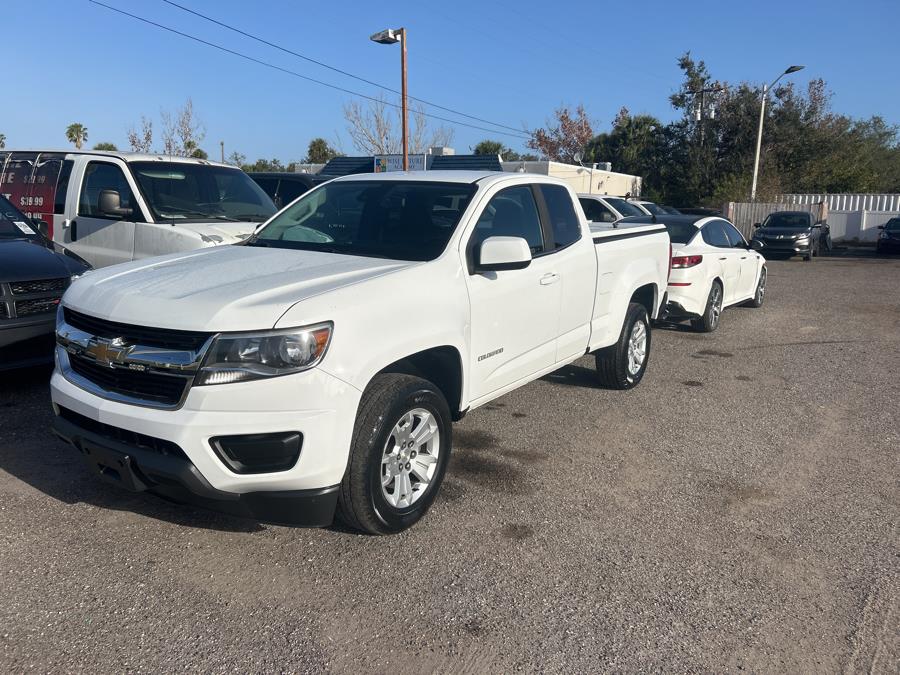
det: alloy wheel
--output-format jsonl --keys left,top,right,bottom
{"left": 380, "top": 408, "right": 440, "bottom": 509}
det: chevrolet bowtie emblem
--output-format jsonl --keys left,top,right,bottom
{"left": 86, "top": 336, "right": 133, "bottom": 368}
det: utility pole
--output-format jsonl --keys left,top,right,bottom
{"left": 220, "top": 141, "right": 224, "bottom": 163}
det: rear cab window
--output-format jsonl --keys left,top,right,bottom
{"left": 540, "top": 184, "right": 581, "bottom": 249}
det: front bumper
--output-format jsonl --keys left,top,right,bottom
{"left": 753, "top": 239, "right": 811, "bottom": 255}
{"left": 50, "top": 356, "right": 362, "bottom": 522}
{"left": 0, "top": 316, "right": 56, "bottom": 370}
{"left": 51, "top": 408, "right": 339, "bottom": 525}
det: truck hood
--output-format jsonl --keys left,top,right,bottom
{"left": 63, "top": 246, "right": 416, "bottom": 331}
{"left": 174, "top": 220, "right": 260, "bottom": 243}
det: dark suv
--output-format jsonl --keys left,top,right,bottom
{"left": 247, "top": 172, "right": 315, "bottom": 209}
{"left": 1, "top": 196, "right": 90, "bottom": 370}
{"left": 751, "top": 211, "right": 829, "bottom": 261}
{"left": 876, "top": 217, "right": 900, "bottom": 254}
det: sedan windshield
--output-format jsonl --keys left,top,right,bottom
{"left": 604, "top": 197, "right": 645, "bottom": 217}
{"left": 762, "top": 213, "right": 811, "bottom": 229}
{"left": 249, "top": 180, "right": 477, "bottom": 261}
{"left": 0, "top": 195, "right": 40, "bottom": 240}
{"left": 131, "top": 162, "right": 276, "bottom": 223}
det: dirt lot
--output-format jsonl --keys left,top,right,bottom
{"left": 0, "top": 253, "right": 897, "bottom": 673}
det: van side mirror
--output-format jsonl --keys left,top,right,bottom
{"left": 476, "top": 236, "right": 532, "bottom": 272}
{"left": 98, "top": 189, "right": 134, "bottom": 219}
{"left": 34, "top": 219, "right": 50, "bottom": 238}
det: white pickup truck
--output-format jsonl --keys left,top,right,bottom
{"left": 0, "top": 150, "right": 276, "bottom": 268}
{"left": 50, "top": 171, "right": 670, "bottom": 534}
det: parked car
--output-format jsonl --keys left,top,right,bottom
{"left": 750, "top": 211, "right": 828, "bottom": 261}
{"left": 620, "top": 214, "right": 767, "bottom": 332}
{"left": 1, "top": 195, "right": 90, "bottom": 370}
{"left": 630, "top": 200, "right": 680, "bottom": 216}
{"left": 247, "top": 172, "right": 315, "bottom": 209}
{"left": 0, "top": 151, "right": 276, "bottom": 269}
{"left": 51, "top": 171, "right": 670, "bottom": 533}
{"left": 577, "top": 194, "right": 647, "bottom": 223}
{"left": 876, "top": 217, "right": 900, "bottom": 254}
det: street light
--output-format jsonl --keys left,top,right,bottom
{"left": 750, "top": 64, "right": 805, "bottom": 201}
{"left": 370, "top": 27, "right": 408, "bottom": 171}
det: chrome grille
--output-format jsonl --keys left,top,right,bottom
{"left": 56, "top": 310, "right": 214, "bottom": 409}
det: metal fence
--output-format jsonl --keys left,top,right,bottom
{"left": 778, "top": 193, "right": 900, "bottom": 212}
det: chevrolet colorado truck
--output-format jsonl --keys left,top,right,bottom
{"left": 50, "top": 171, "right": 670, "bottom": 534}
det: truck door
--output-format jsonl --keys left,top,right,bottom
{"left": 538, "top": 184, "right": 595, "bottom": 362}
{"left": 464, "top": 184, "right": 561, "bottom": 402}
{"left": 65, "top": 158, "right": 139, "bottom": 267}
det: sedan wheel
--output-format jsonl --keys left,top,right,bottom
{"left": 692, "top": 281, "right": 723, "bottom": 333}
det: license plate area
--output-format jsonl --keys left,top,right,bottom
{"left": 80, "top": 442, "right": 149, "bottom": 492}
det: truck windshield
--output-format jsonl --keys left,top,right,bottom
{"left": 0, "top": 195, "right": 40, "bottom": 240}
{"left": 249, "top": 180, "right": 477, "bottom": 261}
{"left": 130, "top": 162, "right": 276, "bottom": 223}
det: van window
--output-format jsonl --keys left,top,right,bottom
{"left": 54, "top": 160, "right": 74, "bottom": 214}
{"left": 78, "top": 162, "right": 139, "bottom": 219}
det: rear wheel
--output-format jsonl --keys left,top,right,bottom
{"left": 338, "top": 373, "right": 451, "bottom": 535}
{"left": 746, "top": 266, "right": 767, "bottom": 308}
{"left": 595, "top": 302, "right": 651, "bottom": 390}
{"left": 691, "top": 281, "right": 723, "bottom": 332}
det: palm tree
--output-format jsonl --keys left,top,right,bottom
{"left": 65, "top": 123, "right": 88, "bottom": 149}
{"left": 0, "top": 133, "right": 5, "bottom": 149}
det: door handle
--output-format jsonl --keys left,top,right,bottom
{"left": 740, "top": 256, "right": 747, "bottom": 260}
{"left": 718, "top": 256, "right": 727, "bottom": 261}
{"left": 540, "top": 273, "right": 560, "bottom": 286}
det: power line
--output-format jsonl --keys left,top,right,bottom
{"left": 161, "top": 0, "right": 529, "bottom": 137}
{"left": 88, "top": 1, "right": 532, "bottom": 140}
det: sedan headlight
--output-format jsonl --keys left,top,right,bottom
{"left": 196, "top": 323, "right": 332, "bottom": 386}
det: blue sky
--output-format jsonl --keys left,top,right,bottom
{"left": 5, "top": 0, "right": 899, "bottom": 162}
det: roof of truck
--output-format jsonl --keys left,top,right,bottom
{"left": 1, "top": 149, "right": 235, "bottom": 168}
{"left": 330, "top": 170, "right": 568, "bottom": 186}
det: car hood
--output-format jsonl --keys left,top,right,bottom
{"left": 0, "top": 238, "right": 89, "bottom": 281}
{"left": 62, "top": 246, "right": 417, "bottom": 332}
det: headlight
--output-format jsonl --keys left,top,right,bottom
{"left": 195, "top": 323, "right": 332, "bottom": 386}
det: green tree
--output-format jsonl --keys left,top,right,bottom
{"left": 472, "top": 139, "right": 535, "bottom": 161}
{"left": 93, "top": 142, "right": 118, "bottom": 151}
{"left": 66, "top": 123, "right": 88, "bottom": 149}
{"left": 306, "top": 137, "right": 339, "bottom": 163}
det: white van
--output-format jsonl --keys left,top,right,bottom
{"left": 0, "top": 151, "right": 276, "bottom": 268}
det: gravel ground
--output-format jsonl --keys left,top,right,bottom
{"left": 0, "top": 254, "right": 897, "bottom": 673}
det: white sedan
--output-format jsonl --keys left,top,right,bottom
{"left": 652, "top": 215, "right": 767, "bottom": 331}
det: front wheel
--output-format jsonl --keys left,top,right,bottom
{"left": 595, "top": 302, "right": 651, "bottom": 390}
{"left": 338, "top": 373, "right": 452, "bottom": 535}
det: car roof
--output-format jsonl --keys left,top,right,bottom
{"left": 2, "top": 149, "right": 235, "bottom": 169}
{"left": 617, "top": 214, "right": 711, "bottom": 228}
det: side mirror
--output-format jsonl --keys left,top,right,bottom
{"left": 753, "top": 222, "right": 761, "bottom": 229}
{"left": 749, "top": 239, "right": 763, "bottom": 251}
{"left": 98, "top": 189, "right": 134, "bottom": 219}
{"left": 877, "top": 225, "right": 885, "bottom": 230}
{"left": 34, "top": 219, "right": 50, "bottom": 238}
{"left": 476, "top": 236, "right": 532, "bottom": 272}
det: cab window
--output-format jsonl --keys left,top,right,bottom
{"left": 471, "top": 185, "right": 544, "bottom": 255}
{"left": 580, "top": 198, "right": 615, "bottom": 223}
{"left": 78, "top": 162, "right": 138, "bottom": 219}
{"left": 540, "top": 184, "right": 581, "bottom": 249}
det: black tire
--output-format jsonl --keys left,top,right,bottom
{"left": 595, "top": 302, "right": 651, "bottom": 390}
{"left": 812, "top": 239, "right": 820, "bottom": 257}
{"left": 337, "top": 373, "right": 452, "bottom": 535}
{"left": 746, "top": 266, "right": 767, "bottom": 308}
{"left": 691, "top": 280, "right": 723, "bottom": 333}
{"left": 803, "top": 246, "right": 813, "bottom": 261}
